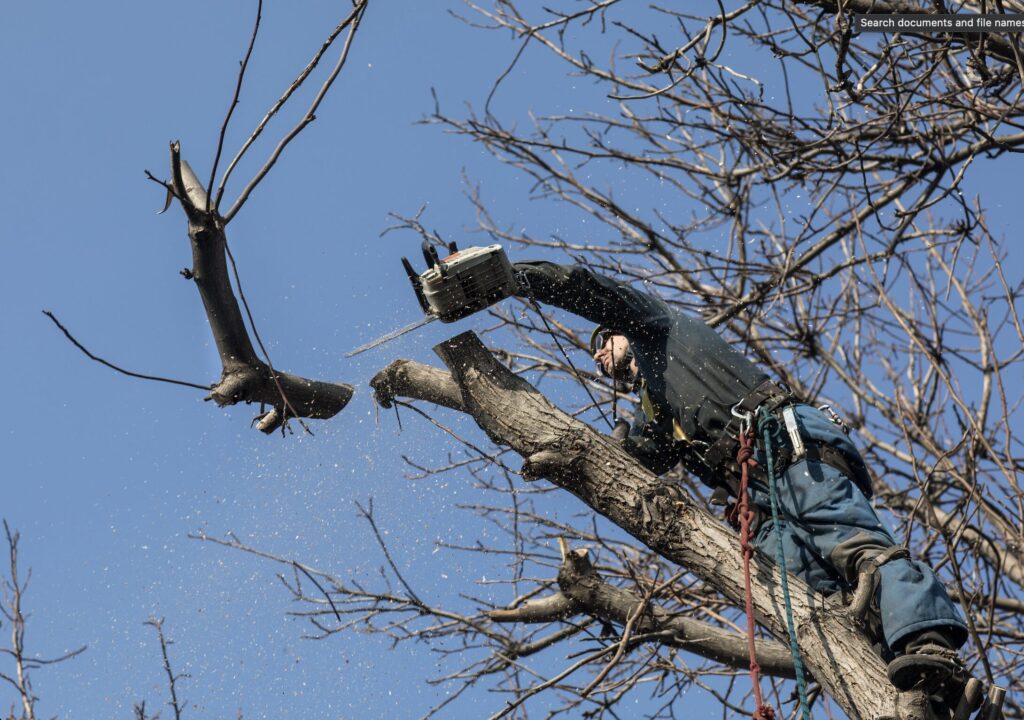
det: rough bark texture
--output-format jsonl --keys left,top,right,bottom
{"left": 379, "top": 331, "right": 929, "bottom": 720}
{"left": 168, "top": 143, "right": 353, "bottom": 432}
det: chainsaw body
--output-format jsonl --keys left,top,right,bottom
{"left": 346, "top": 243, "right": 517, "bottom": 357}
{"left": 403, "top": 243, "right": 517, "bottom": 323}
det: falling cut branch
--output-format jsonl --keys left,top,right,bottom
{"left": 162, "top": 143, "right": 353, "bottom": 433}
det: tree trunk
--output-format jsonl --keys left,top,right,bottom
{"left": 375, "top": 331, "right": 931, "bottom": 720}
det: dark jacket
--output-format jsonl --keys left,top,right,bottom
{"left": 515, "top": 261, "right": 769, "bottom": 478}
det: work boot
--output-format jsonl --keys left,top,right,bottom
{"left": 887, "top": 629, "right": 970, "bottom": 711}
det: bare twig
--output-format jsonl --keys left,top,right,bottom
{"left": 207, "top": 0, "right": 264, "bottom": 209}
{"left": 222, "top": 1, "right": 369, "bottom": 223}
{"left": 145, "top": 617, "right": 185, "bottom": 720}
{"left": 43, "top": 311, "right": 210, "bottom": 391}
{"left": 1, "top": 521, "right": 86, "bottom": 720}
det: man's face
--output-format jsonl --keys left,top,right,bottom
{"left": 594, "top": 334, "right": 632, "bottom": 376}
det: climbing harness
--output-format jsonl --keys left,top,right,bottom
{"left": 757, "top": 406, "right": 812, "bottom": 720}
{"left": 704, "top": 379, "right": 795, "bottom": 471}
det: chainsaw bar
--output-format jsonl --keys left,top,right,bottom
{"left": 345, "top": 315, "right": 437, "bottom": 357}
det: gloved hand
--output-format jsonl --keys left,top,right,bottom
{"left": 611, "top": 419, "right": 630, "bottom": 441}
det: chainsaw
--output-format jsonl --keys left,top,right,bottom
{"left": 345, "top": 242, "right": 519, "bottom": 357}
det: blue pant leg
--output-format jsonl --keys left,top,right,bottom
{"left": 875, "top": 557, "right": 969, "bottom": 650}
{"left": 753, "top": 507, "right": 846, "bottom": 595}
{"left": 752, "top": 458, "right": 967, "bottom": 650}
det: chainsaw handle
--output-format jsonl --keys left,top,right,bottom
{"left": 421, "top": 241, "right": 441, "bottom": 271}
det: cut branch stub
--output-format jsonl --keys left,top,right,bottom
{"left": 167, "top": 143, "right": 353, "bottom": 432}
{"left": 418, "top": 331, "right": 909, "bottom": 720}
{"left": 371, "top": 359, "right": 464, "bottom": 412}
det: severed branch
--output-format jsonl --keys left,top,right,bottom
{"left": 152, "top": 143, "right": 353, "bottom": 433}
{"left": 383, "top": 332, "right": 925, "bottom": 720}
{"left": 59, "top": 3, "right": 374, "bottom": 433}
{"left": 488, "top": 538, "right": 797, "bottom": 680}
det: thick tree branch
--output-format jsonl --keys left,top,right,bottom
{"left": 371, "top": 359, "right": 465, "bottom": 412}
{"left": 488, "top": 540, "right": 798, "bottom": 679}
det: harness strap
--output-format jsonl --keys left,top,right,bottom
{"left": 766, "top": 438, "right": 873, "bottom": 496}
{"left": 848, "top": 546, "right": 911, "bottom": 623}
{"left": 701, "top": 379, "right": 796, "bottom": 471}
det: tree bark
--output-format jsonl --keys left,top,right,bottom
{"left": 380, "top": 331, "right": 928, "bottom": 720}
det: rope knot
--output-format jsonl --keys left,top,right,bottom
{"left": 736, "top": 443, "right": 755, "bottom": 465}
{"left": 736, "top": 428, "right": 757, "bottom": 465}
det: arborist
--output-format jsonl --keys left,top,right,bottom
{"left": 512, "top": 259, "right": 970, "bottom": 707}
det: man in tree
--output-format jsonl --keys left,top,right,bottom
{"left": 513, "top": 260, "right": 970, "bottom": 706}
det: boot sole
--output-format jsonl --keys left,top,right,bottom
{"left": 887, "top": 654, "right": 967, "bottom": 694}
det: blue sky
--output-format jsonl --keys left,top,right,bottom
{"left": 1, "top": 3, "right": 633, "bottom": 717}
{"left": 2, "top": 2, "right": 1022, "bottom": 719}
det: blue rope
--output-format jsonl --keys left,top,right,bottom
{"left": 757, "top": 407, "right": 812, "bottom": 720}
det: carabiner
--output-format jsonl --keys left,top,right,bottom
{"left": 731, "top": 402, "right": 754, "bottom": 437}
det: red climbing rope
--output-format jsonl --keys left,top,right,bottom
{"left": 736, "top": 428, "right": 776, "bottom": 720}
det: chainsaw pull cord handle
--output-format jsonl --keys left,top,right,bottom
{"left": 421, "top": 241, "right": 441, "bottom": 272}
{"left": 517, "top": 270, "right": 614, "bottom": 432}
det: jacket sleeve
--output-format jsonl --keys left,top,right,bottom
{"left": 514, "top": 261, "right": 671, "bottom": 338}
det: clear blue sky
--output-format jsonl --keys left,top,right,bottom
{"left": 2, "top": 2, "right": 1021, "bottom": 718}
{"left": 1, "top": 3, "right": 633, "bottom": 717}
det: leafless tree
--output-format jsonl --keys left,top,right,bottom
{"left": 132, "top": 618, "right": 187, "bottom": 720}
{"left": 51, "top": 0, "right": 1024, "bottom": 718}
{"left": 1, "top": 522, "right": 85, "bottom": 720}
